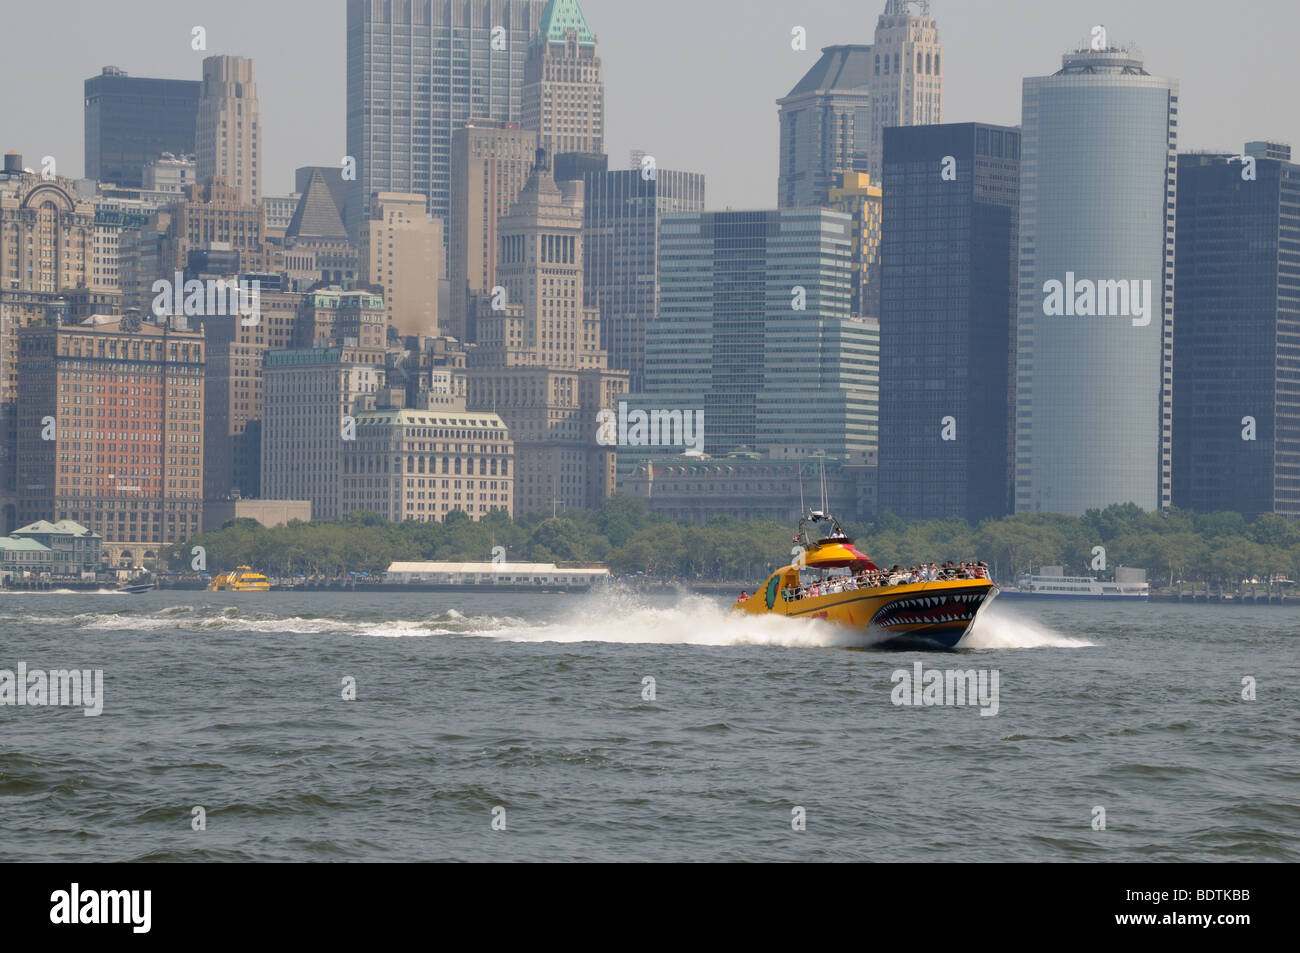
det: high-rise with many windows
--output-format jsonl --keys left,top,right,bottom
{"left": 522, "top": 0, "right": 603, "bottom": 157}
{"left": 582, "top": 164, "right": 705, "bottom": 392}
{"left": 1015, "top": 44, "right": 1177, "bottom": 515}
{"left": 867, "top": 1, "right": 943, "bottom": 183}
{"left": 777, "top": 2, "right": 942, "bottom": 207}
{"left": 1173, "top": 144, "right": 1300, "bottom": 518}
{"left": 448, "top": 119, "right": 537, "bottom": 342}
{"left": 777, "top": 45, "right": 873, "bottom": 209}
{"left": 634, "top": 208, "right": 875, "bottom": 459}
{"left": 195, "top": 56, "right": 262, "bottom": 205}
{"left": 879, "top": 123, "right": 1020, "bottom": 523}
{"left": 345, "top": 0, "right": 546, "bottom": 236}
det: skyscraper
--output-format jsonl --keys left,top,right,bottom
{"left": 522, "top": 0, "right": 604, "bottom": 157}
{"left": 1015, "top": 44, "right": 1178, "bottom": 515}
{"left": 777, "top": 2, "right": 942, "bottom": 207}
{"left": 635, "top": 208, "right": 875, "bottom": 459}
{"left": 1173, "top": 144, "right": 1300, "bottom": 518}
{"left": 195, "top": 56, "right": 262, "bottom": 205}
{"left": 879, "top": 123, "right": 1020, "bottom": 523}
{"left": 84, "top": 67, "right": 200, "bottom": 189}
{"left": 466, "top": 151, "right": 627, "bottom": 514}
{"left": 448, "top": 119, "right": 537, "bottom": 342}
{"left": 868, "top": 1, "right": 943, "bottom": 182}
{"left": 583, "top": 164, "right": 705, "bottom": 392}
{"left": 776, "top": 45, "right": 873, "bottom": 209}
{"left": 345, "top": 0, "right": 546, "bottom": 236}
{"left": 359, "top": 192, "right": 442, "bottom": 338}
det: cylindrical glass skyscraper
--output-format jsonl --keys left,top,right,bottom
{"left": 1015, "top": 45, "right": 1177, "bottom": 515}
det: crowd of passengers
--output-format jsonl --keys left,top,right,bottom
{"left": 774, "top": 561, "right": 990, "bottom": 603}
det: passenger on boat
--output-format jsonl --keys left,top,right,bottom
{"left": 738, "top": 590, "right": 749, "bottom": 603}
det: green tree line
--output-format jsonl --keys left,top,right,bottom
{"left": 164, "top": 499, "right": 1300, "bottom": 586}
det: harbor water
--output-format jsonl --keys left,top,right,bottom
{"left": 0, "top": 588, "right": 1295, "bottom": 861}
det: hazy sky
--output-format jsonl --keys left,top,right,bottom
{"left": 1, "top": 0, "right": 1294, "bottom": 209}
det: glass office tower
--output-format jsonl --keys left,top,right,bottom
{"left": 1015, "top": 46, "right": 1177, "bottom": 515}
{"left": 879, "top": 122, "right": 1020, "bottom": 522}
{"left": 345, "top": 0, "right": 545, "bottom": 236}
{"left": 84, "top": 67, "right": 200, "bottom": 188}
{"left": 1173, "top": 145, "right": 1300, "bottom": 518}
{"left": 634, "top": 209, "right": 876, "bottom": 459}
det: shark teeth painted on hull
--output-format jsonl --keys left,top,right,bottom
{"left": 869, "top": 591, "right": 986, "bottom": 628}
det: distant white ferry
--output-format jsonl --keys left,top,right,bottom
{"left": 1000, "top": 567, "right": 1149, "bottom": 601}
{"left": 383, "top": 561, "right": 609, "bottom": 592}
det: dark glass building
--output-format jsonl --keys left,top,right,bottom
{"left": 633, "top": 208, "right": 877, "bottom": 459}
{"left": 1172, "top": 145, "right": 1300, "bottom": 518}
{"left": 83, "top": 67, "right": 200, "bottom": 188}
{"left": 878, "top": 122, "right": 1020, "bottom": 522}
{"left": 582, "top": 167, "right": 705, "bottom": 392}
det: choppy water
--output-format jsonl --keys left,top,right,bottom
{"left": 0, "top": 588, "right": 1295, "bottom": 861}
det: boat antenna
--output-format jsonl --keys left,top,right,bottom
{"left": 799, "top": 463, "right": 806, "bottom": 516}
{"left": 819, "top": 458, "right": 828, "bottom": 513}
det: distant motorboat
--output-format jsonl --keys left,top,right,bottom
{"left": 208, "top": 566, "right": 271, "bottom": 592}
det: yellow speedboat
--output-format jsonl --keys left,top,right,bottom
{"left": 733, "top": 512, "right": 997, "bottom": 649}
{"left": 208, "top": 566, "right": 271, "bottom": 592}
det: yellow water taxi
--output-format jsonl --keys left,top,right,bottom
{"left": 733, "top": 512, "right": 998, "bottom": 649}
{"left": 207, "top": 566, "right": 271, "bottom": 592}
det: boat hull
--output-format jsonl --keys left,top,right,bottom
{"left": 734, "top": 576, "right": 998, "bottom": 650}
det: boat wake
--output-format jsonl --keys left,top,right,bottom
{"left": 961, "top": 602, "right": 1094, "bottom": 649}
{"left": 5, "top": 589, "right": 1090, "bottom": 650}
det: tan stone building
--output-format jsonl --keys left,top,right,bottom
{"left": 359, "top": 192, "right": 440, "bottom": 338}
{"left": 467, "top": 152, "right": 626, "bottom": 515}
{"left": 15, "top": 316, "right": 205, "bottom": 567}
{"left": 448, "top": 120, "right": 537, "bottom": 342}
{"left": 341, "top": 403, "right": 513, "bottom": 522}
{"left": 161, "top": 179, "right": 280, "bottom": 278}
{"left": 0, "top": 163, "right": 99, "bottom": 524}
{"left": 522, "top": 0, "right": 604, "bottom": 157}
{"left": 196, "top": 56, "right": 262, "bottom": 205}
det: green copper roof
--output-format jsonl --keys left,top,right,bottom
{"left": 536, "top": 0, "right": 595, "bottom": 47}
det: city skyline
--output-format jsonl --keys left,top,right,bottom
{"left": 2, "top": 0, "right": 1297, "bottom": 211}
